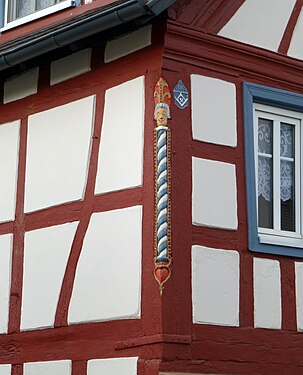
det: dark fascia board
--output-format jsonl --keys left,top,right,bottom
{"left": 0, "top": 0, "right": 176, "bottom": 71}
{"left": 146, "top": 0, "right": 177, "bottom": 15}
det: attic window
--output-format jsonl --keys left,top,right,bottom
{"left": 2, "top": 0, "right": 76, "bottom": 30}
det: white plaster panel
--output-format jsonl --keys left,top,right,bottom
{"left": 0, "top": 365, "right": 11, "bottom": 375}
{"left": 21, "top": 222, "right": 78, "bottom": 330}
{"left": 68, "top": 206, "right": 142, "bottom": 324}
{"left": 191, "top": 75, "right": 237, "bottom": 147}
{"left": 4, "top": 68, "right": 39, "bottom": 104}
{"left": 218, "top": 0, "right": 296, "bottom": 51}
{"left": 104, "top": 25, "right": 152, "bottom": 63}
{"left": 0, "top": 235, "right": 13, "bottom": 333}
{"left": 254, "top": 258, "right": 281, "bottom": 329}
{"left": 88, "top": 357, "right": 138, "bottom": 375}
{"left": 0, "top": 121, "right": 19, "bottom": 222}
{"left": 25, "top": 96, "right": 95, "bottom": 212}
{"left": 192, "top": 157, "right": 238, "bottom": 230}
{"left": 192, "top": 246, "right": 239, "bottom": 326}
{"left": 295, "top": 262, "right": 303, "bottom": 331}
{"left": 95, "top": 77, "right": 144, "bottom": 194}
{"left": 24, "top": 361, "right": 71, "bottom": 375}
{"left": 288, "top": 9, "right": 303, "bottom": 60}
{"left": 50, "top": 49, "right": 92, "bottom": 85}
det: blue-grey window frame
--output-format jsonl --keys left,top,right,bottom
{"left": 243, "top": 82, "right": 303, "bottom": 257}
{"left": 0, "top": 2, "right": 4, "bottom": 27}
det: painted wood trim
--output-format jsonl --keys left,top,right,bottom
{"left": 159, "top": 323, "right": 303, "bottom": 373}
{"left": 168, "top": 0, "right": 245, "bottom": 34}
{"left": 8, "top": 118, "right": 27, "bottom": 333}
{"left": 139, "top": 69, "right": 165, "bottom": 339}
{"left": 72, "top": 361, "right": 86, "bottom": 375}
{"left": 22, "top": 189, "right": 143, "bottom": 234}
{"left": 165, "top": 21, "right": 303, "bottom": 91}
{"left": 202, "top": 0, "right": 245, "bottom": 34}
{"left": 192, "top": 140, "right": 237, "bottom": 164}
{"left": 278, "top": 0, "right": 303, "bottom": 54}
{"left": 0, "top": 221, "right": 14, "bottom": 235}
{"left": 160, "top": 374, "right": 223, "bottom": 375}
{"left": 115, "top": 334, "right": 191, "bottom": 350}
{"left": 157, "top": 69, "right": 193, "bottom": 341}
{"left": 192, "top": 225, "right": 241, "bottom": 250}
{"left": 12, "top": 365, "right": 22, "bottom": 375}
{"left": 280, "top": 260, "right": 296, "bottom": 330}
{"left": 0, "top": 320, "right": 142, "bottom": 360}
{"left": 193, "top": 324, "right": 303, "bottom": 364}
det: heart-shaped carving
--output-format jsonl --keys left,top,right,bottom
{"left": 154, "top": 261, "right": 171, "bottom": 294}
{"left": 155, "top": 266, "right": 170, "bottom": 284}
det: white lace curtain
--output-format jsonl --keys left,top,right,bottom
{"left": 258, "top": 123, "right": 293, "bottom": 202}
{"left": 17, "top": 0, "right": 58, "bottom": 18}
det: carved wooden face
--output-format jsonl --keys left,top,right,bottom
{"left": 156, "top": 107, "right": 168, "bottom": 126}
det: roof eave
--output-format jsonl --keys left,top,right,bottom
{"left": 0, "top": 0, "right": 176, "bottom": 72}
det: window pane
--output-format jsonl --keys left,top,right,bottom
{"left": 280, "top": 124, "right": 295, "bottom": 232}
{"left": 280, "top": 123, "right": 294, "bottom": 158}
{"left": 15, "top": 0, "right": 34, "bottom": 19}
{"left": 281, "top": 160, "right": 295, "bottom": 232}
{"left": 8, "top": 0, "right": 64, "bottom": 20}
{"left": 258, "top": 118, "right": 273, "bottom": 155}
{"left": 258, "top": 118, "right": 273, "bottom": 229}
{"left": 36, "top": 0, "right": 56, "bottom": 11}
{"left": 258, "top": 156, "right": 273, "bottom": 228}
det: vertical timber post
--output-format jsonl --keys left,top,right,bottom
{"left": 153, "top": 77, "right": 172, "bottom": 295}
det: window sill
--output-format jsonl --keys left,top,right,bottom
{"left": 1, "top": 0, "right": 75, "bottom": 32}
{"left": 259, "top": 233, "right": 303, "bottom": 248}
{"left": 250, "top": 239, "right": 303, "bottom": 258}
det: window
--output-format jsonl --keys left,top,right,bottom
{"left": 255, "top": 104, "right": 302, "bottom": 244}
{"left": 244, "top": 82, "right": 303, "bottom": 257}
{"left": 1, "top": 0, "right": 79, "bottom": 30}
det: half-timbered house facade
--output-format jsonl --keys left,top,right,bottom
{"left": 0, "top": 0, "right": 303, "bottom": 374}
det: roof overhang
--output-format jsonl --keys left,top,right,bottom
{"left": 0, "top": 0, "right": 176, "bottom": 72}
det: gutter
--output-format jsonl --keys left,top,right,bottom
{"left": 0, "top": 0, "right": 176, "bottom": 71}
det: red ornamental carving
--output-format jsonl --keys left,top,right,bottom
{"left": 154, "top": 77, "right": 172, "bottom": 106}
{"left": 154, "top": 260, "right": 171, "bottom": 295}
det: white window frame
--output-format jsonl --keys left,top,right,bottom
{"left": 1, "top": 0, "right": 74, "bottom": 31}
{"left": 254, "top": 103, "right": 303, "bottom": 248}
